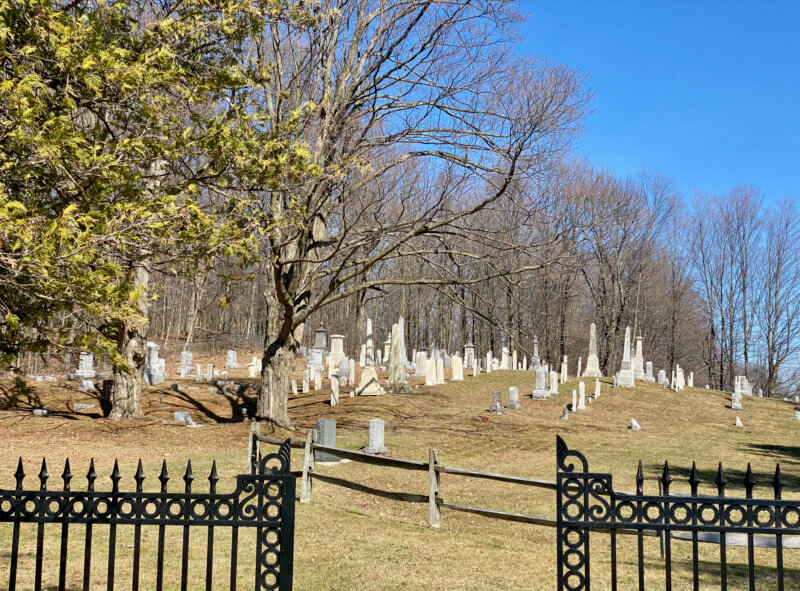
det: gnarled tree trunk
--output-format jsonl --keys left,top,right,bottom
{"left": 109, "top": 264, "right": 149, "bottom": 420}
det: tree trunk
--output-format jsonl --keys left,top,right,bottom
{"left": 257, "top": 287, "right": 295, "bottom": 429}
{"left": 109, "top": 264, "right": 149, "bottom": 420}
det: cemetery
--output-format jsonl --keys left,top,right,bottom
{"left": 3, "top": 0, "right": 800, "bottom": 589}
{"left": 3, "top": 320, "right": 800, "bottom": 589}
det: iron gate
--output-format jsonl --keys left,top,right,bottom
{"left": 0, "top": 440, "right": 295, "bottom": 591}
{"left": 556, "top": 435, "right": 800, "bottom": 590}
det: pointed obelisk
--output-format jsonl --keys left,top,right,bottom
{"left": 615, "top": 326, "right": 635, "bottom": 387}
{"left": 387, "top": 323, "right": 410, "bottom": 394}
{"left": 633, "top": 332, "right": 645, "bottom": 380}
{"left": 582, "top": 322, "right": 603, "bottom": 378}
{"left": 357, "top": 318, "right": 384, "bottom": 396}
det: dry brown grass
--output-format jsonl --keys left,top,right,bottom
{"left": 1, "top": 368, "right": 799, "bottom": 589}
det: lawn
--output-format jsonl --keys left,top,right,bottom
{"left": 1, "top": 365, "right": 798, "bottom": 590}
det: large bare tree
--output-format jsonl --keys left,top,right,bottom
{"left": 245, "top": 0, "right": 588, "bottom": 427}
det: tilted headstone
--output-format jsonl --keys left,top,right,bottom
{"left": 735, "top": 416, "right": 743, "bottom": 427}
{"left": 630, "top": 418, "right": 641, "bottom": 431}
{"left": 507, "top": 386, "right": 521, "bottom": 410}
{"left": 315, "top": 418, "right": 339, "bottom": 462}
{"left": 365, "top": 418, "right": 387, "bottom": 454}
{"left": 330, "top": 379, "right": 339, "bottom": 406}
{"left": 560, "top": 407, "right": 569, "bottom": 420}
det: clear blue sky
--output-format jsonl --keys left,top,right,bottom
{"left": 519, "top": 1, "right": 800, "bottom": 204}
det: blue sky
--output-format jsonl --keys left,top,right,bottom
{"left": 518, "top": 1, "right": 800, "bottom": 204}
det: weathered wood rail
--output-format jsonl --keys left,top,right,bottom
{"left": 247, "top": 426, "right": 800, "bottom": 548}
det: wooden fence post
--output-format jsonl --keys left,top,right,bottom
{"left": 429, "top": 448, "right": 441, "bottom": 528}
{"left": 300, "top": 429, "right": 316, "bottom": 504}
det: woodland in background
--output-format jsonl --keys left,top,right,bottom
{"left": 3, "top": 0, "right": 800, "bottom": 424}
{"left": 146, "top": 172, "right": 800, "bottom": 399}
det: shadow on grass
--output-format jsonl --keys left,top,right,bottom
{"left": 159, "top": 386, "right": 253, "bottom": 423}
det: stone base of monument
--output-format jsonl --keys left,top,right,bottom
{"left": 531, "top": 390, "right": 550, "bottom": 399}
{"left": 615, "top": 370, "right": 635, "bottom": 387}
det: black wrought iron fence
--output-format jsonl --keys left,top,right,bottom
{"left": 556, "top": 435, "right": 800, "bottom": 591}
{"left": 0, "top": 440, "right": 295, "bottom": 591}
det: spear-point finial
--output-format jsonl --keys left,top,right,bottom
{"left": 39, "top": 458, "right": 49, "bottom": 489}
{"left": 14, "top": 458, "right": 25, "bottom": 489}
{"left": 636, "top": 460, "right": 644, "bottom": 495}
{"left": 110, "top": 459, "right": 122, "bottom": 492}
{"left": 159, "top": 460, "right": 170, "bottom": 491}
{"left": 688, "top": 461, "right": 700, "bottom": 494}
{"left": 134, "top": 460, "right": 146, "bottom": 490}
{"left": 86, "top": 458, "right": 97, "bottom": 490}
{"left": 62, "top": 458, "right": 72, "bottom": 489}
{"left": 183, "top": 460, "right": 194, "bottom": 491}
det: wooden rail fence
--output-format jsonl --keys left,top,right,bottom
{"left": 247, "top": 425, "right": 800, "bottom": 549}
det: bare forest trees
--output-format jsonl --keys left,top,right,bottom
{"left": 243, "top": 0, "right": 589, "bottom": 427}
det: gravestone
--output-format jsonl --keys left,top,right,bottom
{"left": 594, "top": 379, "right": 601, "bottom": 399}
{"left": 633, "top": 333, "right": 645, "bottom": 380}
{"left": 359, "top": 344, "right": 367, "bottom": 367}
{"left": 549, "top": 371, "right": 559, "bottom": 395}
{"left": 178, "top": 351, "right": 194, "bottom": 375}
{"left": 577, "top": 382, "right": 586, "bottom": 410}
{"left": 531, "top": 336, "right": 541, "bottom": 368}
{"left": 630, "top": 418, "right": 641, "bottom": 431}
{"left": 473, "top": 359, "right": 480, "bottom": 377}
{"left": 731, "top": 392, "right": 742, "bottom": 410}
{"left": 507, "top": 386, "right": 521, "bottom": 410}
{"left": 486, "top": 351, "right": 492, "bottom": 374}
{"left": 645, "top": 361, "right": 655, "bottom": 383}
{"left": 348, "top": 358, "right": 356, "bottom": 386}
{"left": 583, "top": 323, "right": 603, "bottom": 377}
{"left": 794, "top": 406, "right": 800, "bottom": 421}
{"left": 80, "top": 379, "right": 95, "bottom": 392}
{"left": 657, "top": 369, "right": 666, "bottom": 386}
{"left": 291, "top": 380, "right": 298, "bottom": 396}
{"left": 464, "top": 344, "right": 475, "bottom": 369}
{"left": 145, "top": 342, "right": 164, "bottom": 385}
{"left": 77, "top": 352, "right": 95, "bottom": 378}
{"left": 560, "top": 356, "right": 568, "bottom": 384}
{"left": 451, "top": 355, "right": 464, "bottom": 381}
{"left": 688, "top": 372, "right": 694, "bottom": 388}
{"left": 205, "top": 364, "right": 214, "bottom": 382}
{"left": 735, "top": 416, "right": 743, "bottom": 428}
{"left": 330, "top": 379, "right": 339, "bottom": 406}
{"left": 225, "top": 350, "right": 239, "bottom": 369}
{"left": 315, "top": 418, "right": 339, "bottom": 462}
{"left": 338, "top": 359, "right": 350, "bottom": 384}
{"left": 302, "top": 370, "right": 309, "bottom": 393}
{"left": 425, "top": 359, "right": 436, "bottom": 386}
{"left": 314, "top": 369, "right": 323, "bottom": 391}
{"left": 73, "top": 403, "right": 95, "bottom": 411}
{"left": 173, "top": 411, "right": 194, "bottom": 425}
{"left": 356, "top": 318, "right": 384, "bottom": 396}
{"left": 577, "top": 357, "right": 582, "bottom": 380}
{"left": 571, "top": 390, "right": 577, "bottom": 412}
{"left": 414, "top": 350, "right": 427, "bottom": 377}
{"left": 195, "top": 364, "right": 203, "bottom": 381}
{"left": 488, "top": 391, "right": 504, "bottom": 414}
{"left": 365, "top": 418, "right": 387, "bottom": 454}
{"left": 387, "top": 323, "right": 410, "bottom": 394}
{"left": 436, "top": 358, "right": 445, "bottom": 385}
{"left": 532, "top": 367, "right": 550, "bottom": 399}
{"left": 615, "top": 327, "right": 635, "bottom": 387}
{"left": 328, "top": 334, "right": 346, "bottom": 368}
{"left": 560, "top": 407, "right": 569, "bottom": 420}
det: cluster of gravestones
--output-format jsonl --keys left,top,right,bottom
{"left": 314, "top": 417, "right": 387, "bottom": 461}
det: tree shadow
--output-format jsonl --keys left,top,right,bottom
{"left": 159, "top": 386, "right": 253, "bottom": 423}
{"left": 0, "top": 377, "right": 43, "bottom": 410}
{"left": 744, "top": 443, "right": 800, "bottom": 465}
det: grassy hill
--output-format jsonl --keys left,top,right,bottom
{"left": 1, "top": 370, "right": 798, "bottom": 589}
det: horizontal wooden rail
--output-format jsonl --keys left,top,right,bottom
{"left": 312, "top": 445, "right": 428, "bottom": 470}
{"left": 249, "top": 428, "right": 800, "bottom": 549}
{"left": 436, "top": 465, "right": 558, "bottom": 489}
